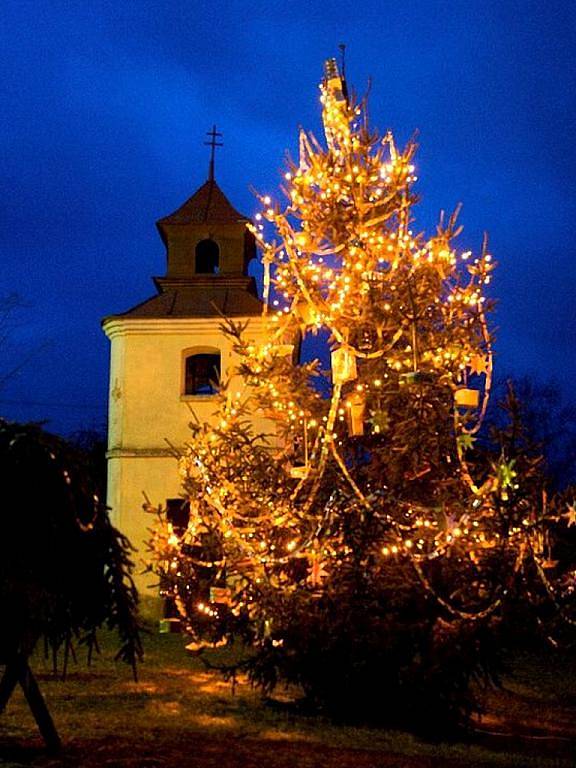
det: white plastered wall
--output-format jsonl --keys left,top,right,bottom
{"left": 104, "top": 316, "right": 268, "bottom": 600}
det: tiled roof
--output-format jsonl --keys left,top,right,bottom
{"left": 157, "top": 179, "right": 249, "bottom": 226}
{"left": 109, "top": 279, "right": 262, "bottom": 319}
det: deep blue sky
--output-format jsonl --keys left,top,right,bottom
{"left": 1, "top": 0, "right": 575, "bottom": 435}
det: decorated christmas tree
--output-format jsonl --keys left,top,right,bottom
{"left": 148, "top": 58, "right": 575, "bottom": 728}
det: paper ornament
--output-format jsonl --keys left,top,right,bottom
{"left": 289, "top": 464, "right": 310, "bottom": 480}
{"left": 331, "top": 346, "right": 358, "bottom": 384}
{"left": 346, "top": 392, "right": 366, "bottom": 436}
{"left": 455, "top": 388, "right": 480, "bottom": 408}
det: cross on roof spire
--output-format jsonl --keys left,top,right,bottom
{"left": 204, "top": 125, "right": 223, "bottom": 181}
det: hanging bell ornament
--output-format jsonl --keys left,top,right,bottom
{"left": 346, "top": 392, "right": 366, "bottom": 437}
{"left": 454, "top": 387, "right": 480, "bottom": 408}
{"left": 331, "top": 347, "right": 357, "bottom": 384}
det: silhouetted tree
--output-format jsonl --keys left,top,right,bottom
{"left": 491, "top": 377, "right": 576, "bottom": 490}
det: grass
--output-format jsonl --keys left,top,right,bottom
{"left": 1, "top": 628, "right": 575, "bottom": 767}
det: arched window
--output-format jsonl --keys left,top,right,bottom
{"left": 195, "top": 238, "right": 219, "bottom": 274}
{"left": 184, "top": 351, "right": 221, "bottom": 395}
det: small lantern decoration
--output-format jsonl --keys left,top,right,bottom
{"left": 331, "top": 346, "right": 357, "bottom": 384}
{"left": 289, "top": 464, "right": 310, "bottom": 480}
{"left": 209, "top": 586, "right": 232, "bottom": 605}
{"left": 346, "top": 392, "right": 366, "bottom": 436}
{"left": 369, "top": 408, "right": 390, "bottom": 435}
{"left": 455, "top": 387, "right": 480, "bottom": 408}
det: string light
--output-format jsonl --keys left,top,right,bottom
{"left": 147, "top": 56, "right": 573, "bottom": 660}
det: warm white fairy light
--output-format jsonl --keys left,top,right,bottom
{"left": 147, "top": 56, "right": 573, "bottom": 653}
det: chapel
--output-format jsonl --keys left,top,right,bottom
{"left": 102, "top": 141, "right": 265, "bottom": 598}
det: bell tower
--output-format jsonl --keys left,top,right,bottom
{"left": 157, "top": 124, "right": 255, "bottom": 282}
{"left": 158, "top": 187, "right": 255, "bottom": 279}
{"left": 103, "top": 132, "right": 264, "bottom": 607}
{"left": 149, "top": 174, "right": 260, "bottom": 316}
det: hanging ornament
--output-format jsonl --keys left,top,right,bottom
{"left": 469, "top": 354, "right": 488, "bottom": 375}
{"left": 495, "top": 457, "right": 518, "bottom": 502}
{"left": 368, "top": 409, "right": 390, "bottom": 434}
{"left": 346, "top": 392, "right": 366, "bottom": 436}
{"left": 331, "top": 346, "right": 357, "bottom": 384}
{"left": 456, "top": 432, "right": 476, "bottom": 452}
{"left": 455, "top": 387, "right": 480, "bottom": 408}
{"left": 351, "top": 324, "right": 378, "bottom": 352}
{"left": 563, "top": 504, "right": 576, "bottom": 527}
{"left": 289, "top": 464, "right": 310, "bottom": 480}
{"left": 307, "top": 551, "right": 329, "bottom": 587}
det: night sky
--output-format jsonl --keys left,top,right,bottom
{"left": 1, "top": 0, "right": 575, "bottom": 435}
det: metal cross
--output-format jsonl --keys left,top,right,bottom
{"left": 204, "top": 125, "right": 223, "bottom": 181}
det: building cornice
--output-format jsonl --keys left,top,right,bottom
{"left": 102, "top": 315, "right": 266, "bottom": 339}
{"left": 107, "top": 447, "right": 177, "bottom": 459}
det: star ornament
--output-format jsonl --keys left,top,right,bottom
{"left": 469, "top": 355, "right": 488, "bottom": 375}
{"left": 369, "top": 409, "right": 390, "bottom": 434}
{"left": 563, "top": 504, "right": 576, "bottom": 527}
{"left": 457, "top": 432, "right": 476, "bottom": 453}
{"left": 307, "top": 552, "right": 329, "bottom": 587}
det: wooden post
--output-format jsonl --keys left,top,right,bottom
{"left": 0, "top": 655, "right": 61, "bottom": 754}
{"left": 0, "top": 659, "right": 20, "bottom": 713}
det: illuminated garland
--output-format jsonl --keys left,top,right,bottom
{"left": 147, "top": 57, "right": 574, "bottom": 649}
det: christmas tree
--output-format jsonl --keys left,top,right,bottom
{"left": 149, "top": 58, "right": 574, "bottom": 729}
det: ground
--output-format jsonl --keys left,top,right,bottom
{"left": 1, "top": 630, "right": 575, "bottom": 767}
